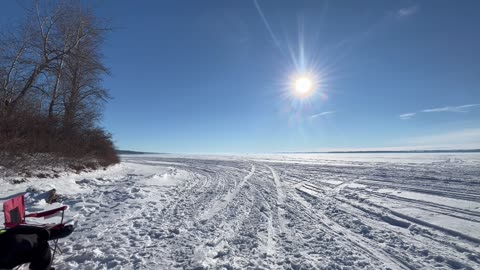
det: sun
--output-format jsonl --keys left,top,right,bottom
{"left": 293, "top": 76, "right": 314, "bottom": 97}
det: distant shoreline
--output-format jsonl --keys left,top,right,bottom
{"left": 278, "top": 149, "right": 480, "bottom": 154}
{"left": 117, "top": 150, "right": 164, "bottom": 155}
{"left": 118, "top": 149, "right": 480, "bottom": 155}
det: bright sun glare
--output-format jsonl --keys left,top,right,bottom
{"left": 293, "top": 76, "right": 314, "bottom": 97}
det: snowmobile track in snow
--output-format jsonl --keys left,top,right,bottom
{"left": 30, "top": 154, "right": 480, "bottom": 269}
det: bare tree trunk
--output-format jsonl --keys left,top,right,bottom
{"left": 48, "top": 54, "right": 66, "bottom": 119}
{"left": 7, "top": 63, "right": 46, "bottom": 114}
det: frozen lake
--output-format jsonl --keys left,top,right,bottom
{"left": 2, "top": 153, "right": 480, "bottom": 269}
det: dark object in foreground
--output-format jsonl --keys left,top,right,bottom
{"left": 0, "top": 225, "right": 72, "bottom": 270}
{"left": 0, "top": 226, "right": 53, "bottom": 270}
{"left": 0, "top": 225, "right": 73, "bottom": 269}
{"left": 2, "top": 194, "right": 74, "bottom": 269}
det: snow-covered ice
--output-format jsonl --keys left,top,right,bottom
{"left": 1, "top": 153, "right": 480, "bottom": 269}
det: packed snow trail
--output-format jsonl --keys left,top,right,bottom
{"left": 1, "top": 153, "right": 480, "bottom": 269}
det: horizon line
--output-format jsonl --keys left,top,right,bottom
{"left": 118, "top": 148, "right": 480, "bottom": 155}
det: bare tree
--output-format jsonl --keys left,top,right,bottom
{"left": 0, "top": 0, "right": 118, "bottom": 167}
{"left": 0, "top": 1, "right": 109, "bottom": 116}
{"left": 57, "top": 5, "right": 110, "bottom": 130}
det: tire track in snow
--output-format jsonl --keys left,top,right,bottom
{"left": 265, "top": 165, "right": 288, "bottom": 236}
{"left": 191, "top": 163, "right": 259, "bottom": 269}
{"left": 198, "top": 164, "right": 255, "bottom": 221}
{"left": 366, "top": 191, "right": 480, "bottom": 220}
{"left": 266, "top": 164, "right": 285, "bottom": 205}
{"left": 249, "top": 179, "right": 277, "bottom": 258}
{"left": 293, "top": 186, "right": 414, "bottom": 270}
{"left": 265, "top": 165, "right": 292, "bottom": 267}
{"left": 53, "top": 155, "right": 480, "bottom": 269}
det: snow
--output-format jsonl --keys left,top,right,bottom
{"left": 1, "top": 153, "right": 480, "bottom": 269}
{"left": 377, "top": 189, "right": 480, "bottom": 211}
{"left": 370, "top": 189, "right": 480, "bottom": 240}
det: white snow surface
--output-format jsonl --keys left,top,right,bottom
{"left": 1, "top": 153, "right": 480, "bottom": 269}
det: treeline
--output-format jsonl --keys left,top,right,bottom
{"left": 0, "top": 1, "right": 118, "bottom": 167}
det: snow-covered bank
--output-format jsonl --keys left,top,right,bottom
{"left": 1, "top": 153, "right": 480, "bottom": 269}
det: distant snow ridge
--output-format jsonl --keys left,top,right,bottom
{"left": 1, "top": 153, "right": 480, "bottom": 269}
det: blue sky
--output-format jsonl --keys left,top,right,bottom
{"left": 4, "top": 1, "right": 480, "bottom": 153}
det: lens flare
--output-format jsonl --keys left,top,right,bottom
{"left": 294, "top": 76, "right": 314, "bottom": 97}
{"left": 263, "top": 10, "right": 333, "bottom": 121}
